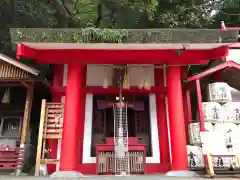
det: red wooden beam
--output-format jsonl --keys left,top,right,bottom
{"left": 51, "top": 85, "right": 165, "bottom": 95}
{"left": 196, "top": 79, "right": 205, "bottom": 132}
{"left": 16, "top": 43, "right": 228, "bottom": 65}
{"left": 187, "top": 61, "right": 240, "bottom": 82}
{"left": 85, "top": 86, "right": 160, "bottom": 94}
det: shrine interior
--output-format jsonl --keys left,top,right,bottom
{"left": 0, "top": 86, "right": 50, "bottom": 172}
{"left": 91, "top": 94, "right": 152, "bottom": 157}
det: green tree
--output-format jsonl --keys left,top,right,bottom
{"left": 212, "top": 0, "right": 240, "bottom": 27}
{"left": 152, "top": 0, "right": 215, "bottom": 28}
{"left": 0, "top": 0, "right": 57, "bottom": 54}
{"left": 49, "top": 0, "right": 157, "bottom": 28}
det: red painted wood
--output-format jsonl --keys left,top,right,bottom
{"left": 184, "top": 88, "right": 192, "bottom": 143}
{"left": 0, "top": 149, "right": 18, "bottom": 170}
{"left": 78, "top": 65, "right": 87, "bottom": 164}
{"left": 16, "top": 43, "right": 228, "bottom": 65}
{"left": 51, "top": 86, "right": 163, "bottom": 95}
{"left": 60, "top": 62, "right": 83, "bottom": 171}
{"left": 0, "top": 163, "right": 17, "bottom": 170}
{"left": 96, "top": 144, "right": 146, "bottom": 151}
{"left": 196, "top": 79, "right": 205, "bottom": 132}
{"left": 187, "top": 61, "right": 240, "bottom": 82}
{"left": 77, "top": 163, "right": 169, "bottom": 174}
{"left": 167, "top": 66, "right": 188, "bottom": 170}
{"left": 48, "top": 64, "right": 64, "bottom": 174}
{"left": 105, "top": 137, "right": 138, "bottom": 145}
{"left": 154, "top": 68, "right": 171, "bottom": 171}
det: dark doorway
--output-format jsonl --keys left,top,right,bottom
{"left": 105, "top": 107, "right": 136, "bottom": 137}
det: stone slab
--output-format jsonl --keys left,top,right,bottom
{"left": 165, "top": 170, "right": 200, "bottom": 177}
{"left": 50, "top": 171, "right": 84, "bottom": 178}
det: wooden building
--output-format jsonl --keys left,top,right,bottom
{"left": 0, "top": 53, "right": 50, "bottom": 174}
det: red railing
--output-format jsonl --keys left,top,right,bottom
{"left": 0, "top": 147, "right": 18, "bottom": 170}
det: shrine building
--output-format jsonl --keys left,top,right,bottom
{"left": 10, "top": 28, "right": 239, "bottom": 175}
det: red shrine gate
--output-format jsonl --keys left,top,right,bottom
{"left": 15, "top": 42, "right": 230, "bottom": 175}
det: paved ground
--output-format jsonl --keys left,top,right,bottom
{"left": 0, "top": 175, "right": 240, "bottom": 180}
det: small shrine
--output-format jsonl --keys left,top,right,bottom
{"left": 0, "top": 53, "right": 49, "bottom": 174}
{"left": 10, "top": 27, "right": 240, "bottom": 176}
{"left": 186, "top": 60, "right": 240, "bottom": 172}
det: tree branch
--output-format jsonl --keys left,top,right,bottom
{"left": 95, "top": 3, "right": 102, "bottom": 27}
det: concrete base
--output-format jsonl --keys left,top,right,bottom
{"left": 50, "top": 171, "right": 84, "bottom": 178}
{"left": 10, "top": 171, "right": 28, "bottom": 176}
{"left": 165, "top": 170, "right": 200, "bottom": 177}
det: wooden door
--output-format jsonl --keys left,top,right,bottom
{"left": 135, "top": 111, "right": 151, "bottom": 156}
{"left": 92, "top": 109, "right": 105, "bottom": 156}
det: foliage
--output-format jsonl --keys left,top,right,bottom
{"left": 0, "top": 0, "right": 57, "bottom": 55}
{"left": 152, "top": 0, "right": 215, "bottom": 28}
{"left": 14, "top": 0, "right": 57, "bottom": 27}
{"left": 1, "top": 0, "right": 239, "bottom": 77}
{"left": 60, "top": 0, "right": 157, "bottom": 28}
{"left": 11, "top": 28, "right": 236, "bottom": 44}
{"left": 62, "top": 0, "right": 216, "bottom": 29}
{"left": 66, "top": 0, "right": 99, "bottom": 27}
{"left": 13, "top": 28, "right": 128, "bottom": 43}
{"left": 212, "top": 0, "right": 240, "bottom": 27}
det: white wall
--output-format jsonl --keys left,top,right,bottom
{"left": 226, "top": 49, "right": 240, "bottom": 63}
{"left": 225, "top": 49, "right": 240, "bottom": 101}
{"left": 63, "top": 64, "right": 155, "bottom": 87}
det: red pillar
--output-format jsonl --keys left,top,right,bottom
{"left": 59, "top": 62, "right": 83, "bottom": 171}
{"left": 181, "top": 67, "right": 191, "bottom": 144}
{"left": 78, "top": 65, "right": 87, "bottom": 164}
{"left": 154, "top": 68, "right": 170, "bottom": 171}
{"left": 166, "top": 66, "right": 188, "bottom": 171}
{"left": 196, "top": 79, "right": 205, "bottom": 131}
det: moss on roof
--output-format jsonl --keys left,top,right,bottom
{"left": 10, "top": 28, "right": 238, "bottom": 44}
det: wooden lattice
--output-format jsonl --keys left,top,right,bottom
{"left": 97, "top": 151, "right": 144, "bottom": 174}
{"left": 35, "top": 100, "right": 64, "bottom": 176}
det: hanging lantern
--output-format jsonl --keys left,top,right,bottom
{"left": 2, "top": 88, "right": 10, "bottom": 104}
{"left": 103, "top": 76, "right": 108, "bottom": 89}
